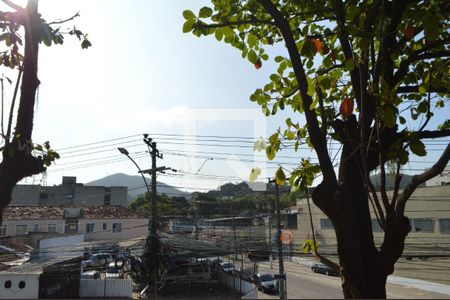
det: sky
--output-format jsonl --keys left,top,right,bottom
{"left": 2, "top": 0, "right": 448, "bottom": 193}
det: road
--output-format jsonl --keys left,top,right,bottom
{"left": 254, "top": 260, "right": 449, "bottom": 299}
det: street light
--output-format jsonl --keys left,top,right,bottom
{"left": 118, "top": 147, "right": 151, "bottom": 195}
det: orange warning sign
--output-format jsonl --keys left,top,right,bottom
{"left": 280, "top": 230, "right": 293, "bottom": 245}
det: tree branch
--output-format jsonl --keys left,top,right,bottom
{"left": 48, "top": 11, "right": 80, "bottom": 25}
{"left": 392, "top": 39, "right": 450, "bottom": 86}
{"left": 197, "top": 18, "right": 274, "bottom": 30}
{"left": 1, "top": 0, "right": 23, "bottom": 11}
{"left": 333, "top": 0, "right": 362, "bottom": 110}
{"left": 257, "top": 0, "right": 337, "bottom": 186}
{"left": 396, "top": 85, "right": 449, "bottom": 94}
{"left": 396, "top": 143, "right": 450, "bottom": 214}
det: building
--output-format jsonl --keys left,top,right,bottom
{"left": 426, "top": 166, "right": 450, "bottom": 186}
{"left": 10, "top": 176, "right": 128, "bottom": 207}
{"left": 294, "top": 185, "right": 450, "bottom": 253}
{"left": 1, "top": 206, "right": 148, "bottom": 242}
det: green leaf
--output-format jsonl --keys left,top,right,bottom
{"left": 247, "top": 49, "right": 257, "bottom": 64}
{"left": 274, "top": 56, "right": 284, "bottom": 63}
{"left": 423, "top": 13, "right": 439, "bottom": 42}
{"left": 410, "top": 140, "right": 427, "bottom": 156}
{"left": 275, "top": 167, "right": 286, "bottom": 186}
{"left": 183, "top": 19, "right": 195, "bottom": 33}
{"left": 215, "top": 28, "right": 223, "bottom": 41}
{"left": 199, "top": 7, "right": 213, "bottom": 18}
{"left": 310, "top": 96, "right": 319, "bottom": 110}
{"left": 249, "top": 168, "right": 261, "bottom": 182}
{"left": 81, "top": 39, "right": 91, "bottom": 49}
{"left": 183, "top": 10, "right": 196, "bottom": 20}
{"left": 266, "top": 145, "right": 275, "bottom": 160}
{"left": 344, "top": 58, "right": 355, "bottom": 71}
{"left": 270, "top": 74, "right": 280, "bottom": 82}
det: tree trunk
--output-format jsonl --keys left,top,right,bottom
{"left": 312, "top": 118, "right": 400, "bottom": 298}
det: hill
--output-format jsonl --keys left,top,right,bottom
{"left": 86, "top": 173, "right": 191, "bottom": 201}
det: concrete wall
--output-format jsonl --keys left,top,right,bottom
{"left": 1, "top": 219, "right": 65, "bottom": 237}
{"left": 0, "top": 274, "right": 40, "bottom": 299}
{"left": 10, "top": 185, "right": 40, "bottom": 206}
{"left": 78, "top": 218, "right": 148, "bottom": 241}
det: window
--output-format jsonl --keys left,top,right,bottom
{"left": 33, "top": 224, "right": 39, "bottom": 232}
{"left": 371, "top": 219, "right": 382, "bottom": 232}
{"left": 86, "top": 223, "right": 95, "bottom": 233}
{"left": 104, "top": 194, "right": 111, "bottom": 206}
{"left": 439, "top": 219, "right": 450, "bottom": 234}
{"left": 16, "top": 225, "right": 28, "bottom": 235}
{"left": 411, "top": 218, "right": 434, "bottom": 233}
{"left": 103, "top": 223, "right": 107, "bottom": 230}
{"left": 112, "top": 223, "right": 122, "bottom": 233}
{"left": 0, "top": 225, "right": 6, "bottom": 236}
{"left": 320, "top": 218, "right": 333, "bottom": 229}
{"left": 48, "top": 224, "right": 57, "bottom": 233}
{"left": 104, "top": 187, "right": 111, "bottom": 205}
{"left": 18, "top": 281, "right": 26, "bottom": 289}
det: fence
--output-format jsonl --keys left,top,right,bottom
{"left": 217, "top": 271, "right": 256, "bottom": 298}
{"left": 79, "top": 278, "right": 133, "bottom": 298}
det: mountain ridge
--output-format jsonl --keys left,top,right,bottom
{"left": 86, "top": 173, "right": 191, "bottom": 201}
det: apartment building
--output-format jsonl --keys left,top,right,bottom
{"left": 10, "top": 176, "right": 128, "bottom": 207}
{"left": 294, "top": 185, "right": 450, "bottom": 252}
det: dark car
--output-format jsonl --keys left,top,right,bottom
{"left": 311, "top": 262, "right": 340, "bottom": 276}
{"left": 253, "top": 272, "right": 278, "bottom": 294}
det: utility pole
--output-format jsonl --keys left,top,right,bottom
{"left": 269, "top": 179, "right": 287, "bottom": 300}
{"left": 141, "top": 135, "right": 174, "bottom": 299}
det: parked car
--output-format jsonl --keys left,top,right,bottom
{"left": 80, "top": 270, "right": 101, "bottom": 280}
{"left": 166, "top": 263, "right": 211, "bottom": 283}
{"left": 218, "top": 262, "right": 234, "bottom": 273}
{"left": 82, "top": 253, "right": 113, "bottom": 269}
{"left": 106, "top": 262, "right": 123, "bottom": 278}
{"left": 253, "top": 272, "right": 278, "bottom": 294}
{"left": 311, "top": 262, "right": 340, "bottom": 276}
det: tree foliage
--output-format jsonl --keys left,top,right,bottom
{"left": 183, "top": 0, "right": 450, "bottom": 298}
{"left": 0, "top": 0, "right": 90, "bottom": 223}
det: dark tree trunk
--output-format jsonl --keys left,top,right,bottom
{"left": 312, "top": 117, "right": 404, "bottom": 299}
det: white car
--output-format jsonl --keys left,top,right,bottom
{"left": 106, "top": 262, "right": 123, "bottom": 278}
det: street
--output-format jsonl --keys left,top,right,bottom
{"left": 255, "top": 260, "right": 449, "bottom": 299}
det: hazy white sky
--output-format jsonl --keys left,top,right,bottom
{"left": 3, "top": 1, "right": 448, "bottom": 192}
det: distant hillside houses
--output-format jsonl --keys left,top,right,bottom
{"left": 11, "top": 176, "right": 128, "bottom": 207}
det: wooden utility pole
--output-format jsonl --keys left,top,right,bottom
{"left": 141, "top": 135, "right": 174, "bottom": 299}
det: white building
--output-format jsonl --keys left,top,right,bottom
{"left": 1, "top": 206, "right": 148, "bottom": 242}
{"left": 426, "top": 166, "right": 450, "bottom": 186}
